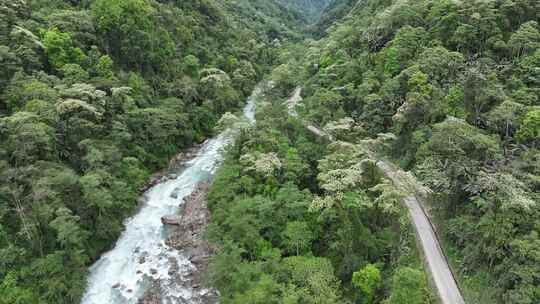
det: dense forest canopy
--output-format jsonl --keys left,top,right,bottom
{"left": 275, "top": 0, "right": 332, "bottom": 22}
{"left": 1, "top": 0, "right": 539, "bottom": 303}
{"left": 205, "top": 87, "right": 429, "bottom": 304}
{"left": 0, "top": 0, "right": 309, "bottom": 302}
{"left": 271, "top": 0, "right": 539, "bottom": 303}
{"left": 311, "top": 0, "right": 356, "bottom": 36}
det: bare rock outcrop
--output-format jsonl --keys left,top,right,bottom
{"left": 139, "top": 182, "right": 218, "bottom": 304}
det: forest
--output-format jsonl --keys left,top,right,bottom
{"left": 0, "top": 0, "right": 539, "bottom": 303}
{"left": 0, "top": 0, "right": 307, "bottom": 302}
{"left": 267, "top": 0, "right": 539, "bottom": 303}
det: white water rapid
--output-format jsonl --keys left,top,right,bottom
{"left": 81, "top": 86, "right": 261, "bottom": 304}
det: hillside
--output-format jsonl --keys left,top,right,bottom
{"left": 272, "top": 0, "right": 540, "bottom": 303}
{"left": 0, "top": 0, "right": 306, "bottom": 302}
{"left": 311, "top": 0, "right": 356, "bottom": 36}
{"left": 1, "top": 0, "right": 539, "bottom": 303}
{"left": 275, "top": 0, "right": 332, "bottom": 22}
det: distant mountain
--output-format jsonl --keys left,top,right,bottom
{"left": 274, "top": 0, "right": 332, "bottom": 22}
{"left": 311, "top": 0, "right": 356, "bottom": 36}
{"left": 226, "top": 0, "right": 308, "bottom": 40}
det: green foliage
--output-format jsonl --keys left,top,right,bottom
{"left": 182, "top": 55, "right": 200, "bottom": 78}
{"left": 42, "top": 27, "right": 85, "bottom": 70}
{"left": 486, "top": 101, "right": 527, "bottom": 138}
{"left": 275, "top": 0, "right": 540, "bottom": 302}
{"left": 384, "top": 26, "right": 430, "bottom": 76}
{"left": 49, "top": 207, "right": 87, "bottom": 249}
{"left": 0, "top": 272, "right": 35, "bottom": 304}
{"left": 281, "top": 221, "right": 314, "bottom": 256}
{"left": 91, "top": 0, "right": 158, "bottom": 70}
{"left": 0, "top": 0, "right": 299, "bottom": 302}
{"left": 387, "top": 267, "right": 428, "bottom": 304}
{"left": 207, "top": 95, "right": 415, "bottom": 303}
{"left": 517, "top": 108, "right": 540, "bottom": 145}
{"left": 509, "top": 21, "right": 540, "bottom": 57}
{"left": 95, "top": 55, "right": 114, "bottom": 79}
{"left": 352, "top": 264, "right": 382, "bottom": 304}
{"left": 444, "top": 86, "right": 466, "bottom": 118}
{"left": 0, "top": 45, "right": 20, "bottom": 90}
{"left": 3, "top": 0, "right": 538, "bottom": 302}
{"left": 275, "top": 0, "right": 331, "bottom": 22}
{"left": 417, "top": 117, "right": 502, "bottom": 164}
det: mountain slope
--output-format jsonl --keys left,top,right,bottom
{"left": 273, "top": 0, "right": 540, "bottom": 302}
{"left": 0, "top": 0, "right": 306, "bottom": 302}
{"left": 312, "top": 0, "right": 356, "bottom": 36}
{"left": 275, "top": 0, "right": 332, "bottom": 22}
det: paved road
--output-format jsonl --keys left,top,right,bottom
{"left": 377, "top": 161, "right": 465, "bottom": 304}
{"left": 287, "top": 88, "right": 466, "bottom": 304}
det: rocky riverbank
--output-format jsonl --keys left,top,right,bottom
{"left": 139, "top": 182, "right": 218, "bottom": 304}
{"left": 139, "top": 142, "right": 205, "bottom": 193}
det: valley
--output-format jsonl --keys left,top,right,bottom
{"left": 0, "top": 1, "right": 538, "bottom": 304}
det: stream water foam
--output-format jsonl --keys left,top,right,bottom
{"left": 81, "top": 86, "right": 260, "bottom": 304}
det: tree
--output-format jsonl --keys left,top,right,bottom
{"left": 55, "top": 95, "right": 104, "bottom": 160}
{"left": 517, "top": 49, "right": 540, "bottom": 90}
{"left": 182, "top": 55, "right": 200, "bottom": 78}
{"left": 443, "top": 86, "right": 466, "bottom": 118}
{"left": 323, "top": 117, "right": 367, "bottom": 142}
{"left": 463, "top": 63, "right": 505, "bottom": 125}
{"left": 384, "top": 26, "right": 430, "bottom": 76}
{"left": 95, "top": 55, "right": 114, "bottom": 79}
{"left": 304, "top": 88, "right": 345, "bottom": 125}
{"left": 231, "top": 274, "right": 283, "bottom": 304}
{"left": 417, "top": 46, "right": 465, "bottom": 86}
{"left": 500, "top": 232, "right": 540, "bottom": 304}
{"left": 0, "top": 111, "right": 56, "bottom": 166}
{"left": 393, "top": 69, "right": 435, "bottom": 133}
{"left": 233, "top": 60, "right": 258, "bottom": 95}
{"left": 0, "top": 45, "right": 20, "bottom": 90}
{"left": 281, "top": 221, "right": 314, "bottom": 256}
{"left": 352, "top": 264, "right": 382, "bottom": 304}
{"left": 428, "top": 0, "right": 460, "bottom": 44}
{"left": 387, "top": 267, "right": 427, "bottom": 304}
{"left": 509, "top": 21, "right": 540, "bottom": 57}
{"left": 0, "top": 272, "right": 35, "bottom": 304}
{"left": 199, "top": 69, "right": 239, "bottom": 115}
{"left": 42, "top": 28, "right": 85, "bottom": 70}
{"left": 3, "top": 73, "right": 58, "bottom": 111}
{"left": 423, "top": 117, "right": 502, "bottom": 163}
{"left": 282, "top": 256, "right": 343, "bottom": 304}
{"left": 91, "top": 0, "right": 174, "bottom": 72}
{"left": 516, "top": 108, "right": 540, "bottom": 147}
{"left": 7, "top": 24, "right": 44, "bottom": 73}
{"left": 30, "top": 250, "right": 88, "bottom": 303}
{"left": 486, "top": 101, "right": 527, "bottom": 139}
{"left": 451, "top": 1, "right": 501, "bottom": 55}
{"left": 126, "top": 106, "right": 188, "bottom": 164}
{"left": 49, "top": 207, "right": 87, "bottom": 249}
{"left": 271, "top": 63, "right": 297, "bottom": 95}
{"left": 119, "top": 157, "right": 148, "bottom": 189}
{"left": 415, "top": 117, "right": 502, "bottom": 201}
{"left": 46, "top": 9, "right": 97, "bottom": 49}
{"left": 59, "top": 64, "right": 89, "bottom": 85}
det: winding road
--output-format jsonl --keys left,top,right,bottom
{"left": 287, "top": 88, "right": 465, "bottom": 304}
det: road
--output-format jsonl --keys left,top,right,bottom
{"left": 376, "top": 161, "right": 465, "bottom": 304}
{"left": 287, "top": 88, "right": 466, "bottom": 304}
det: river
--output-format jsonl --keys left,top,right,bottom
{"left": 81, "top": 85, "right": 261, "bottom": 304}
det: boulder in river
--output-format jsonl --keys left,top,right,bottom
{"left": 161, "top": 215, "right": 182, "bottom": 226}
